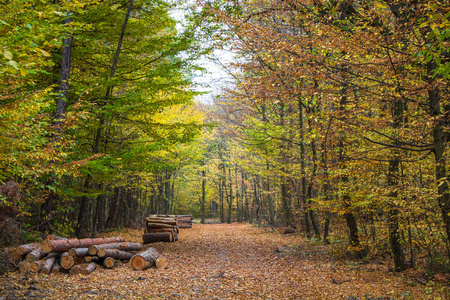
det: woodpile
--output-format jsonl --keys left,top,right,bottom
{"left": 144, "top": 215, "right": 179, "bottom": 243}
{"left": 5, "top": 234, "right": 168, "bottom": 275}
{"left": 176, "top": 215, "right": 193, "bottom": 229}
{"left": 143, "top": 214, "right": 193, "bottom": 243}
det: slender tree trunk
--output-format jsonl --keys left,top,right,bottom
{"left": 338, "top": 66, "right": 363, "bottom": 256}
{"left": 41, "top": 14, "right": 73, "bottom": 231}
{"left": 299, "top": 100, "right": 311, "bottom": 236}
{"left": 266, "top": 161, "right": 275, "bottom": 225}
{"left": 308, "top": 140, "right": 321, "bottom": 240}
{"left": 76, "top": 178, "right": 90, "bottom": 238}
{"left": 427, "top": 61, "right": 450, "bottom": 254}
{"left": 228, "top": 167, "right": 233, "bottom": 224}
{"left": 201, "top": 167, "right": 206, "bottom": 224}
{"left": 386, "top": 95, "right": 408, "bottom": 271}
{"left": 106, "top": 187, "right": 120, "bottom": 228}
{"left": 55, "top": 15, "right": 73, "bottom": 126}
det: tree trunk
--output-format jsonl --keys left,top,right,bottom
{"left": 76, "top": 178, "right": 91, "bottom": 238}
{"left": 227, "top": 167, "right": 233, "bottom": 224}
{"left": 106, "top": 187, "right": 120, "bottom": 228}
{"left": 427, "top": 61, "right": 450, "bottom": 253}
{"left": 299, "top": 99, "right": 311, "bottom": 237}
{"left": 201, "top": 165, "right": 206, "bottom": 224}
{"left": 387, "top": 97, "right": 408, "bottom": 271}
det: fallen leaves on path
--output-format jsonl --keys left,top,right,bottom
{"left": 0, "top": 223, "right": 448, "bottom": 299}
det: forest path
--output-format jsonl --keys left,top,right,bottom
{"left": 0, "top": 223, "right": 438, "bottom": 299}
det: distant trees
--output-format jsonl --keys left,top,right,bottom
{"left": 194, "top": 0, "right": 450, "bottom": 270}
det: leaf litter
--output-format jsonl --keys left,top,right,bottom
{"left": 0, "top": 223, "right": 448, "bottom": 299}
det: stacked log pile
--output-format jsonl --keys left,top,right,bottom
{"left": 176, "top": 215, "right": 193, "bottom": 229}
{"left": 144, "top": 215, "right": 179, "bottom": 243}
{"left": 5, "top": 235, "right": 168, "bottom": 275}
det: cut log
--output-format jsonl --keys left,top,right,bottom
{"left": 146, "top": 228, "right": 175, "bottom": 233}
{"left": 51, "top": 264, "right": 61, "bottom": 274}
{"left": 85, "top": 256, "right": 104, "bottom": 264}
{"left": 143, "top": 232, "right": 173, "bottom": 244}
{"left": 42, "top": 236, "right": 125, "bottom": 253}
{"left": 279, "top": 227, "right": 296, "bottom": 234}
{"left": 131, "top": 247, "right": 168, "bottom": 270}
{"left": 145, "top": 218, "right": 177, "bottom": 226}
{"left": 88, "top": 242, "right": 143, "bottom": 256}
{"left": 68, "top": 248, "right": 89, "bottom": 257}
{"left": 84, "top": 256, "right": 95, "bottom": 263}
{"left": 177, "top": 218, "right": 192, "bottom": 222}
{"left": 16, "top": 243, "right": 39, "bottom": 256}
{"left": 103, "top": 257, "right": 116, "bottom": 269}
{"left": 5, "top": 247, "right": 20, "bottom": 267}
{"left": 18, "top": 261, "right": 31, "bottom": 273}
{"left": 30, "top": 260, "right": 43, "bottom": 273}
{"left": 60, "top": 252, "right": 75, "bottom": 270}
{"left": 178, "top": 224, "right": 192, "bottom": 229}
{"left": 40, "top": 253, "right": 58, "bottom": 274}
{"left": 146, "top": 223, "right": 175, "bottom": 229}
{"left": 175, "top": 215, "right": 193, "bottom": 219}
{"left": 26, "top": 249, "right": 45, "bottom": 262}
{"left": 69, "top": 263, "right": 96, "bottom": 275}
{"left": 97, "top": 248, "right": 134, "bottom": 260}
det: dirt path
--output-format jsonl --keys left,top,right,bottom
{"left": 0, "top": 223, "right": 447, "bottom": 299}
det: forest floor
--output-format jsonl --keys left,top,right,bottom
{"left": 0, "top": 223, "right": 449, "bottom": 299}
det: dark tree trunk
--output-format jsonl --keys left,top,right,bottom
{"left": 427, "top": 61, "right": 450, "bottom": 254}
{"left": 227, "top": 167, "right": 233, "bottom": 224}
{"left": 201, "top": 168, "right": 206, "bottom": 224}
{"left": 106, "top": 187, "right": 120, "bottom": 228}
{"left": 308, "top": 140, "right": 321, "bottom": 240}
{"left": 76, "top": 178, "right": 90, "bottom": 238}
{"left": 386, "top": 96, "right": 408, "bottom": 271}
{"left": 298, "top": 100, "right": 311, "bottom": 237}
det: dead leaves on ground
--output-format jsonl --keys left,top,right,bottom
{"left": 0, "top": 223, "right": 449, "bottom": 299}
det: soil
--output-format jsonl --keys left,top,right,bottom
{"left": 0, "top": 223, "right": 449, "bottom": 299}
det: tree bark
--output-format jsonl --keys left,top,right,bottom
{"left": 97, "top": 248, "right": 134, "bottom": 260}
{"left": 26, "top": 249, "right": 45, "bottom": 262}
{"left": 16, "top": 243, "right": 39, "bottom": 256}
{"left": 69, "top": 263, "right": 96, "bottom": 275}
{"left": 40, "top": 253, "right": 58, "bottom": 274}
{"left": 143, "top": 232, "right": 173, "bottom": 244}
{"left": 427, "top": 61, "right": 450, "bottom": 253}
{"left": 131, "top": 247, "right": 167, "bottom": 270}
{"left": 106, "top": 187, "right": 121, "bottom": 228}
{"left": 68, "top": 248, "right": 89, "bottom": 257}
{"left": 88, "top": 242, "right": 143, "bottom": 256}
{"left": 42, "top": 236, "right": 125, "bottom": 253}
